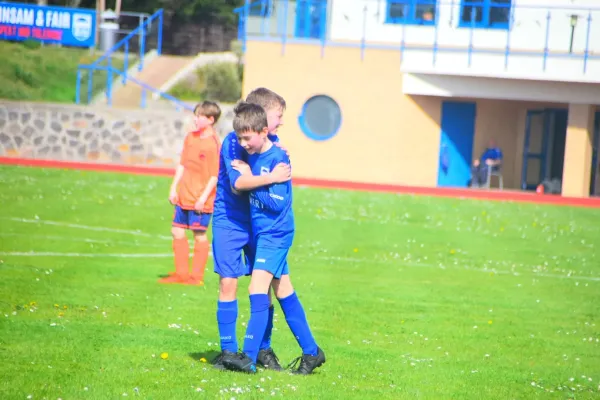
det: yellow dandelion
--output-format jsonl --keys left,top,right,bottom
{"left": 54, "top": 304, "right": 59, "bottom": 308}
{"left": 450, "top": 249, "right": 456, "bottom": 255}
{"left": 30, "top": 301, "right": 37, "bottom": 306}
{"left": 160, "top": 352, "right": 169, "bottom": 360}
{"left": 63, "top": 305, "right": 68, "bottom": 310}
{"left": 200, "top": 357, "right": 207, "bottom": 363}
{"left": 353, "top": 248, "right": 358, "bottom": 253}
{"left": 488, "top": 320, "right": 493, "bottom": 325}
{"left": 58, "top": 312, "right": 64, "bottom": 317}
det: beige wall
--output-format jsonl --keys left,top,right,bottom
{"left": 243, "top": 41, "right": 442, "bottom": 187}
{"left": 242, "top": 40, "right": 597, "bottom": 194}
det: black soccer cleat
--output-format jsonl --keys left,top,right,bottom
{"left": 257, "top": 348, "right": 283, "bottom": 371}
{"left": 288, "top": 347, "right": 326, "bottom": 375}
{"left": 222, "top": 352, "right": 257, "bottom": 374}
{"left": 212, "top": 350, "right": 236, "bottom": 370}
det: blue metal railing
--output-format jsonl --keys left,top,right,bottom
{"left": 75, "top": 9, "right": 168, "bottom": 107}
{"left": 76, "top": 65, "right": 193, "bottom": 111}
{"left": 234, "top": 0, "right": 600, "bottom": 74}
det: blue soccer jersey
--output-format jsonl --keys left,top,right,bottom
{"left": 247, "top": 145, "right": 294, "bottom": 249}
{"left": 213, "top": 131, "right": 279, "bottom": 231}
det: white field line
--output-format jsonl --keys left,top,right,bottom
{"left": 0, "top": 232, "right": 165, "bottom": 248}
{"left": 0, "top": 252, "right": 173, "bottom": 258}
{"left": 2, "top": 217, "right": 172, "bottom": 240}
{"left": 1, "top": 251, "right": 598, "bottom": 282}
{"left": 2, "top": 218, "right": 598, "bottom": 282}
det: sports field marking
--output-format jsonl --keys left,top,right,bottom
{"left": 3, "top": 217, "right": 597, "bottom": 282}
{"left": 0, "top": 251, "right": 173, "bottom": 258}
{"left": 2, "top": 217, "right": 172, "bottom": 240}
{"left": 0, "top": 232, "right": 165, "bottom": 248}
{"left": 1, "top": 251, "right": 597, "bottom": 282}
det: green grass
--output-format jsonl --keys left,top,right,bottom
{"left": 0, "top": 165, "right": 599, "bottom": 399}
{"left": 0, "top": 41, "right": 126, "bottom": 103}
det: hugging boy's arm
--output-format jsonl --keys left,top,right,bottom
{"left": 233, "top": 161, "right": 291, "bottom": 191}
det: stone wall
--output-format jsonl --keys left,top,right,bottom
{"left": 0, "top": 102, "right": 234, "bottom": 167}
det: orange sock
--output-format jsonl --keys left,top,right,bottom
{"left": 191, "top": 240, "right": 209, "bottom": 283}
{"left": 159, "top": 238, "right": 189, "bottom": 284}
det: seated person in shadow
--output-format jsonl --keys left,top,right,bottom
{"left": 469, "top": 139, "right": 503, "bottom": 188}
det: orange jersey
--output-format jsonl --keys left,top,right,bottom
{"left": 177, "top": 131, "right": 220, "bottom": 213}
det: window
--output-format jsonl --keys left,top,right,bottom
{"left": 298, "top": 95, "right": 342, "bottom": 141}
{"left": 386, "top": 0, "right": 437, "bottom": 26}
{"left": 248, "top": 0, "right": 275, "bottom": 17}
{"left": 459, "top": 0, "right": 512, "bottom": 29}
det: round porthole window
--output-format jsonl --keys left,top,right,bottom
{"left": 298, "top": 95, "right": 342, "bottom": 141}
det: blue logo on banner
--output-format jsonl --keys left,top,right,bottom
{"left": 0, "top": 2, "right": 96, "bottom": 47}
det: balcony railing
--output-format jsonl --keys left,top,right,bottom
{"left": 235, "top": 0, "right": 600, "bottom": 75}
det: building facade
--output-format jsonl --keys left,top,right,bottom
{"left": 237, "top": 0, "right": 600, "bottom": 197}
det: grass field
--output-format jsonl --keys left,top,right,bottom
{"left": 0, "top": 41, "right": 126, "bottom": 103}
{"left": 0, "top": 165, "right": 599, "bottom": 399}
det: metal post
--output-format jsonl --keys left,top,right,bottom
{"left": 157, "top": 10, "right": 163, "bottom": 55}
{"left": 123, "top": 41, "right": 129, "bottom": 85}
{"left": 583, "top": 11, "right": 592, "bottom": 73}
{"left": 504, "top": 4, "right": 515, "bottom": 70}
{"left": 468, "top": 12, "right": 475, "bottom": 67}
{"left": 75, "top": 69, "right": 81, "bottom": 104}
{"left": 139, "top": 23, "right": 146, "bottom": 72}
{"left": 87, "top": 70, "right": 94, "bottom": 104}
{"left": 141, "top": 87, "right": 147, "bottom": 109}
{"left": 281, "top": 0, "right": 289, "bottom": 55}
{"left": 320, "top": 0, "right": 326, "bottom": 58}
{"left": 360, "top": 5, "right": 367, "bottom": 61}
{"left": 107, "top": 61, "right": 113, "bottom": 106}
{"left": 542, "top": 11, "right": 551, "bottom": 71}
{"left": 243, "top": 0, "right": 250, "bottom": 53}
{"left": 432, "top": 1, "right": 439, "bottom": 66}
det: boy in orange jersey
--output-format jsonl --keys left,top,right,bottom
{"left": 159, "top": 101, "right": 221, "bottom": 286}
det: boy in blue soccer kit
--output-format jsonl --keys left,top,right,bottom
{"left": 221, "top": 102, "right": 325, "bottom": 375}
{"left": 212, "top": 88, "right": 291, "bottom": 371}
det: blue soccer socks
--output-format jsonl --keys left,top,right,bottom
{"left": 278, "top": 292, "right": 318, "bottom": 356}
{"left": 217, "top": 300, "right": 238, "bottom": 353}
{"left": 242, "top": 294, "right": 271, "bottom": 363}
{"left": 260, "top": 305, "right": 275, "bottom": 350}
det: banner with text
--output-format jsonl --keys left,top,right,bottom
{"left": 0, "top": 2, "right": 96, "bottom": 47}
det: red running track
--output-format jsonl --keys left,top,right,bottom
{"left": 2, "top": 156, "right": 599, "bottom": 209}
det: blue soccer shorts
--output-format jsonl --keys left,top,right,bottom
{"left": 212, "top": 226, "right": 256, "bottom": 278}
{"left": 253, "top": 246, "right": 289, "bottom": 279}
{"left": 172, "top": 205, "right": 212, "bottom": 231}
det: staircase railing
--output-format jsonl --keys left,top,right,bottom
{"left": 77, "top": 65, "right": 193, "bottom": 111}
{"left": 75, "top": 9, "right": 174, "bottom": 108}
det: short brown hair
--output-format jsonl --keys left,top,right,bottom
{"left": 245, "top": 87, "right": 286, "bottom": 111}
{"left": 194, "top": 100, "right": 221, "bottom": 123}
{"left": 233, "top": 101, "right": 268, "bottom": 134}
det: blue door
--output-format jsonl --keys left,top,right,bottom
{"left": 295, "top": 0, "right": 327, "bottom": 39}
{"left": 437, "top": 101, "right": 476, "bottom": 188}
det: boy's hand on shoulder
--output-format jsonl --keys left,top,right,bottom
{"left": 231, "top": 159, "right": 252, "bottom": 175}
{"left": 273, "top": 142, "right": 290, "bottom": 157}
{"left": 270, "top": 162, "right": 292, "bottom": 184}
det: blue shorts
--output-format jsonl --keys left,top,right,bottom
{"left": 212, "top": 226, "right": 256, "bottom": 278}
{"left": 173, "top": 205, "right": 212, "bottom": 231}
{"left": 253, "top": 246, "right": 289, "bottom": 279}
